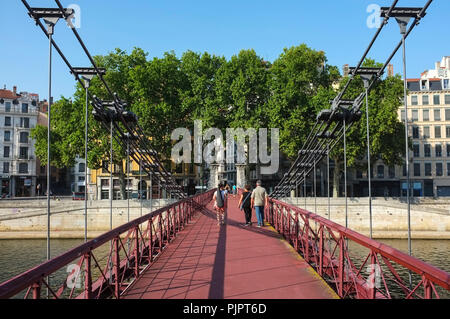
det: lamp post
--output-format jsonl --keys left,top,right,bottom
{"left": 71, "top": 67, "right": 106, "bottom": 242}
{"left": 381, "top": 6, "right": 426, "bottom": 288}
{"left": 350, "top": 66, "right": 381, "bottom": 239}
{"left": 28, "top": 7, "right": 73, "bottom": 298}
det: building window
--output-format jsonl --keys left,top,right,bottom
{"left": 445, "top": 94, "right": 450, "bottom": 105}
{"left": 20, "top": 118, "right": 30, "bottom": 128}
{"left": 79, "top": 163, "right": 85, "bottom": 173}
{"left": 5, "top": 117, "right": 11, "bottom": 127}
{"left": 424, "top": 144, "right": 431, "bottom": 157}
{"left": 22, "top": 103, "right": 28, "bottom": 113}
{"left": 425, "top": 163, "right": 432, "bottom": 176}
{"left": 3, "top": 162, "right": 9, "bottom": 174}
{"left": 422, "top": 95, "right": 429, "bottom": 105}
{"left": 388, "top": 166, "right": 395, "bottom": 178}
{"left": 448, "top": 163, "right": 450, "bottom": 176}
{"left": 19, "top": 147, "right": 28, "bottom": 159}
{"left": 189, "top": 164, "right": 195, "bottom": 174}
{"left": 444, "top": 80, "right": 450, "bottom": 90}
{"left": 411, "top": 95, "right": 418, "bottom": 105}
{"left": 436, "top": 163, "right": 443, "bottom": 177}
{"left": 4, "top": 146, "right": 10, "bottom": 158}
{"left": 176, "top": 163, "right": 183, "bottom": 174}
{"left": 113, "top": 179, "right": 121, "bottom": 188}
{"left": 436, "top": 144, "right": 442, "bottom": 157}
{"left": 421, "top": 80, "right": 427, "bottom": 90}
{"left": 434, "top": 109, "right": 441, "bottom": 121}
{"left": 423, "top": 126, "right": 430, "bottom": 138}
{"left": 434, "top": 95, "right": 441, "bottom": 105}
{"left": 5, "top": 102, "right": 11, "bottom": 112}
{"left": 423, "top": 109, "right": 429, "bottom": 121}
{"left": 19, "top": 163, "right": 28, "bottom": 174}
{"left": 413, "top": 163, "right": 421, "bottom": 177}
{"left": 435, "top": 126, "right": 441, "bottom": 138}
{"left": 101, "top": 190, "right": 109, "bottom": 200}
{"left": 447, "top": 144, "right": 450, "bottom": 157}
{"left": 412, "top": 126, "right": 419, "bottom": 139}
{"left": 402, "top": 165, "right": 407, "bottom": 177}
{"left": 19, "top": 132, "right": 28, "bottom": 143}
{"left": 413, "top": 144, "right": 420, "bottom": 157}
{"left": 401, "top": 110, "right": 406, "bottom": 122}
{"left": 412, "top": 109, "right": 418, "bottom": 122}
{"left": 78, "top": 176, "right": 85, "bottom": 182}
{"left": 446, "top": 109, "right": 450, "bottom": 121}
{"left": 4, "top": 131, "right": 11, "bottom": 142}
{"left": 377, "top": 165, "right": 384, "bottom": 178}
{"left": 101, "top": 179, "right": 110, "bottom": 188}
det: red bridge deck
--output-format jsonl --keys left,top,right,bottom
{"left": 123, "top": 196, "right": 338, "bottom": 299}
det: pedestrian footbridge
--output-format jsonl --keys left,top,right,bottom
{"left": 0, "top": 190, "right": 448, "bottom": 299}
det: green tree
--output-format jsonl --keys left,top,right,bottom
{"left": 267, "top": 44, "right": 340, "bottom": 159}
{"left": 325, "top": 59, "right": 407, "bottom": 197}
{"left": 32, "top": 48, "right": 192, "bottom": 198}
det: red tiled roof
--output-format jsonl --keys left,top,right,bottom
{"left": 406, "top": 78, "right": 420, "bottom": 82}
{"left": 0, "top": 89, "right": 20, "bottom": 100}
{"left": 428, "top": 78, "right": 441, "bottom": 81}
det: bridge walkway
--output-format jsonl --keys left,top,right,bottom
{"left": 122, "top": 195, "right": 338, "bottom": 299}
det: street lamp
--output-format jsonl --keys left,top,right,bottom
{"left": 349, "top": 66, "right": 382, "bottom": 239}
{"left": 92, "top": 99, "right": 120, "bottom": 230}
{"left": 27, "top": 6, "right": 73, "bottom": 298}
{"left": 71, "top": 67, "right": 106, "bottom": 242}
{"left": 381, "top": 6, "right": 426, "bottom": 287}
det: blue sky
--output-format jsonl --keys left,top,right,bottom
{"left": 1, "top": 0, "right": 449, "bottom": 100}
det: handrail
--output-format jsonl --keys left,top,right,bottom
{"left": 0, "top": 189, "right": 214, "bottom": 299}
{"left": 267, "top": 198, "right": 450, "bottom": 299}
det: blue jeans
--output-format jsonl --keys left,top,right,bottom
{"left": 255, "top": 206, "right": 264, "bottom": 226}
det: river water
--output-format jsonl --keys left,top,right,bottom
{"left": 0, "top": 238, "right": 449, "bottom": 299}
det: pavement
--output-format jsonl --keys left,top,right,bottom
{"left": 122, "top": 195, "right": 338, "bottom": 299}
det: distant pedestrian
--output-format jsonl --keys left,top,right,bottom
{"left": 251, "top": 180, "right": 268, "bottom": 228}
{"left": 238, "top": 184, "right": 252, "bottom": 226}
{"left": 232, "top": 184, "right": 237, "bottom": 197}
{"left": 213, "top": 183, "right": 227, "bottom": 226}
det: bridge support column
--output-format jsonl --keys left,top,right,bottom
{"left": 236, "top": 164, "right": 246, "bottom": 189}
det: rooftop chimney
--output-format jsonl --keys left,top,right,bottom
{"left": 343, "top": 64, "right": 349, "bottom": 77}
{"left": 388, "top": 64, "right": 394, "bottom": 77}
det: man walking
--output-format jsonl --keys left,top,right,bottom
{"left": 251, "top": 180, "right": 268, "bottom": 228}
{"left": 238, "top": 184, "right": 252, "bottom": 226}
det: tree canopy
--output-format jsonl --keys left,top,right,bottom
{"left": 31, "top": 46, "right": 406, "bottom": 198}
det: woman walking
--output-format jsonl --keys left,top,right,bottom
{"left": 238, "top": 184, "right": 252, "bottom": 226}
{"left": 213, "top": 183, "right": 226, "bottom": 226}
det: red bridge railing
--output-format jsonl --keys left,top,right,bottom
{"left": 266, "top": 198, "right": 450, "bottom": 299}
{"left": 0, "top": 190, "right": 214, "bottom": 299}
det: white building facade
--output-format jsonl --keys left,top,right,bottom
{"left": 0, "top": 87, "right": 38, "bottom": 197}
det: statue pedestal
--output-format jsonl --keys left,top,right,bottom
{"left": 209, "top": 164, "right": 219, "bottom": 189}
{"left": 236, "top": 164, "right": 247, "bottom": 190}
